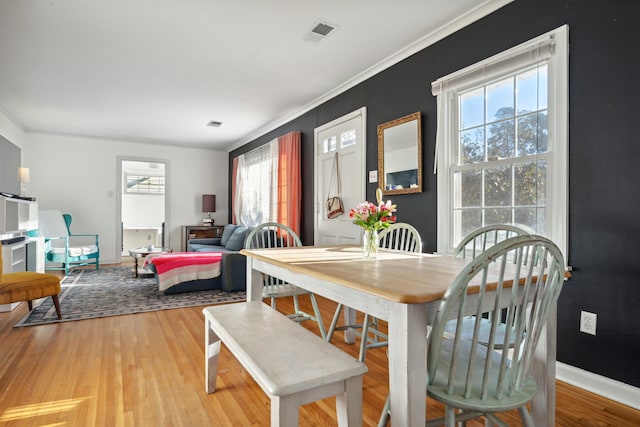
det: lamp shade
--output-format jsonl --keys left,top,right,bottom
{"left": 202, "top": 194, "right": 216, "bottom": 213}
{"left": 19, "top": 167, "right": 30, "bottom": 184}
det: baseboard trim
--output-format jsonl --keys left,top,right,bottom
{"left": 556, "top": 362, "right": 640, "bottom": 410}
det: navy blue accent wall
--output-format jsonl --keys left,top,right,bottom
{"left": 230, "top": 0, "right": 640, "bottom": 387}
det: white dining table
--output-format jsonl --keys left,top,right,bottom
{"left": 240, "top": 244, "right": 557, "bottom": 426}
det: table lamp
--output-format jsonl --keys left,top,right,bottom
{"left": 202, "top": 194, "right": 216, "bottom": 226}
{"left": 19, "top": 167, "right": 30, "bottom": 197}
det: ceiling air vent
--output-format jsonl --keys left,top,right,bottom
{"left": 311, "top": 22, "right": 335, "bottom": 37}
{"left": 206, "top": 120, "right": 222, "bottom": 128}
{"left": 305, "top": 21, "right": 337, "bottom": 42}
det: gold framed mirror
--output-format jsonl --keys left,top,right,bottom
{"left": 377, "top": 111, "right": 422, "bottom": 195}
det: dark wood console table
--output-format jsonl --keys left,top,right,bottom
{"left": 181, "top": 225, "right": 224, "bottom": 251}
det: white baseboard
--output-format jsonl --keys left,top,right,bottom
{"left": 556, "top": 362, "right": 640, "bottom": 410}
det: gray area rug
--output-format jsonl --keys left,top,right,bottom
{"left": 15, "top": 266, "right": 246, "bottom": 327}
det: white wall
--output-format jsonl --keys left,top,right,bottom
{"left": 23, "top": 132, "right": 228, "bottom": 263}
{"left": 0, "top": 110, "right": 25, "bottom": 150}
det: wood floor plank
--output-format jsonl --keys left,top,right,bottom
{"left": 1, "top": 272, "right": 639, "bottom": 426}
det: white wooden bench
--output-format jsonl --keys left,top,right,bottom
{"left": 203, "top": 301, "right": 368, "bottom": 427}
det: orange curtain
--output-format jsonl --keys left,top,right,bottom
{"left": 231, "top": 156, "right": 239, "bottom": 225}
{"left": 277, "top": 131, "right": 301, "bottom": 237}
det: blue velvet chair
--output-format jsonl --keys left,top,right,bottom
{"left": 37, "top": 210, "right": 100, "bottom": 276}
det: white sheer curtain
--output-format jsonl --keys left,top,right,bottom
{"left": 235, "top": 139, "right": 279, "bottom": 227}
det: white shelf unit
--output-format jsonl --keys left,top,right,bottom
{"left": 1, "top": 194, "right": 41, "bottom": 312}
{"left": 0, "top": 195, "right": 37, "bottom": 235}
{"left": 1, "top": 241, "right": 26, "bottom": 312}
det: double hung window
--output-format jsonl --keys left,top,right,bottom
{"left": 433, "top": 26, "right": 568, "bottom": 258}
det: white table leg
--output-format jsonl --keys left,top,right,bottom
{"left": 531, "top": 304, "right": 556, "bottom": 426}
{"left": 205, "top": 317, "right": 221, "bottom": 394}
{"left": 343, "top": 305, "right": 357, "bottom": 344}
{"left": 246, "top": 257, "right": 264, "bottom": 302}
{"left": 387, "top": 303, "right": 428, "bottom": 427}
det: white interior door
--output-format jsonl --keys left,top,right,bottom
{"left": 314, "top": 107, "right": 366, "bottom": 245}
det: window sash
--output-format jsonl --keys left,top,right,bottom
{"left": 434, "top": 25, "right": 568, "bottom": 260}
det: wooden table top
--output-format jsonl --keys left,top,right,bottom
{"left": 241, "top": 245, "right": 499, "bottom": 304}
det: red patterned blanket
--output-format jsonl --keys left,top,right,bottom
{"left": 145, "top": 252, "right": 223, "bottom": 292}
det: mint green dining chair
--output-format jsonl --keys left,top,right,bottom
{"left": 326, "top": 222, "right": 422, "bottom": 362}
{"left": 379, "top": 235, "right": 566, "bottom": 427}
{"left": 245, "top": 222, "right": 326, "bottom": 339}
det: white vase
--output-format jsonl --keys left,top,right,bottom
{"left": 363, "top": 229, "right": 379, "bottom": 258}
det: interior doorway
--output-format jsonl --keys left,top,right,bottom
{"left": 117, "top": 159, "right": 167, "bottom": 258}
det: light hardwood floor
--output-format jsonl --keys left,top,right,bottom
{"left": 0, "top": 268, "right": 639, "bottom": 426}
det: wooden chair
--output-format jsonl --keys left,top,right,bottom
{"left": 245, "top": 222, "right": 327, "bottom": 339}
{"left": 379, "top": 235, "right": 566, "bottom": 426}
{"left": 454, "top": 224, "right": 532, "bottom": 259}
{"left": 0, "top": 242, "right": 62, "bottom": 319}
{"left": 447, "top": 224, "right": 532, "bottom": 348}
{"left": 327, "top": 223, "right": 422, "bottom": 361}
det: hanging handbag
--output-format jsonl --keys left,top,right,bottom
{"left": 326, "top": 152, "right": 345, "bottom": 219}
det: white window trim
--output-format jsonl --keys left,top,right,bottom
{"left": 433, "top": 25, "right": 568, "bottom": 260}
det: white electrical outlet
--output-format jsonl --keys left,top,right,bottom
{"left": 369, "top": 170, "right": 378, "bottom": 183}
{"left": 580, "top": 311, "right": 597, "bottom": 335}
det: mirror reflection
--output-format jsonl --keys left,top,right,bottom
{"left": 377, "top": 111, "right": 422, "bottom": 195}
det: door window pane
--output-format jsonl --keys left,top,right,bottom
{"left": 323, "top": 136, "right": 337, "bottom": 153}
{"left": 340, "top": 129, "right": 356, "bottom": 148}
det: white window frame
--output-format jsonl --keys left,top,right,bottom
{"left": 433, "top": 25, "right": 568, "bottom": 260}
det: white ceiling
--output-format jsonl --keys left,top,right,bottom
{"left": 0, "top": 0, "right": 509, "bottom": 151}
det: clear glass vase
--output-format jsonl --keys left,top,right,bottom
{"left": 363, "top": 229, "right": 379, "bottom": 258}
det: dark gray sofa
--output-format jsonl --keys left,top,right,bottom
{"left": 183, "top": 224, "right": 252, "bottom": 293}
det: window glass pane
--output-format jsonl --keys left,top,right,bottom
{"left": 459, "top": 127, "right": 485, "bottom": 164}
{"left": 484, "top": 166, "right": 511, "bottom": 206}
{"left": 536, "top": 111, "right": 548, "bottom": 153}
{"left": 458, "top": 170, "right": 482, "bottom": 207}
{"left": 517, "top": 111, "right": 548, "bottom": 155}
{"left": 458, "top": 209, "right": 482, "bottom": 240}
{"left": 514, "top": 207, "right": 546, "bottom": 234}
{"left": 514, "top": 161, "right": 539, "bottom": 206}
{"left": 323, "top": 136, "right": 337, "bottom": 153}
{"left": 486, "top": 77, "right": 514, "bottom": 123}
{"left": 485, "top": 208, "right": 512, "bottom": 225}
{"left": 487, "top": 118, "right": 515, "bottom": 160}
{"left": 516, "top": 68, "right": 538, "bottom": 114}
{"left": 460, "top": 88, "right": 484, "bottom": 129}
{"left": 126, "top": 175, "right": 165, "bottom": 194}
{"left": 340, "top": 129, "right": 356, "bottom": 148}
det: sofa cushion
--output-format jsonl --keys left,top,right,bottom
{"left": 220, "top": 224, "right": 238, "bottom": 247}
{"left": 190, "top": 244, "right": 234, "bottom": 253}
{"left": 225, "top": 226, "right": 248, "bottom": 251}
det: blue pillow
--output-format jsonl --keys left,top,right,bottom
{"left": 220, "top": 224, "right": 238, "bottom": 247}
{"left": 225, "top": 226, "right": 247, "bottom": 251}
